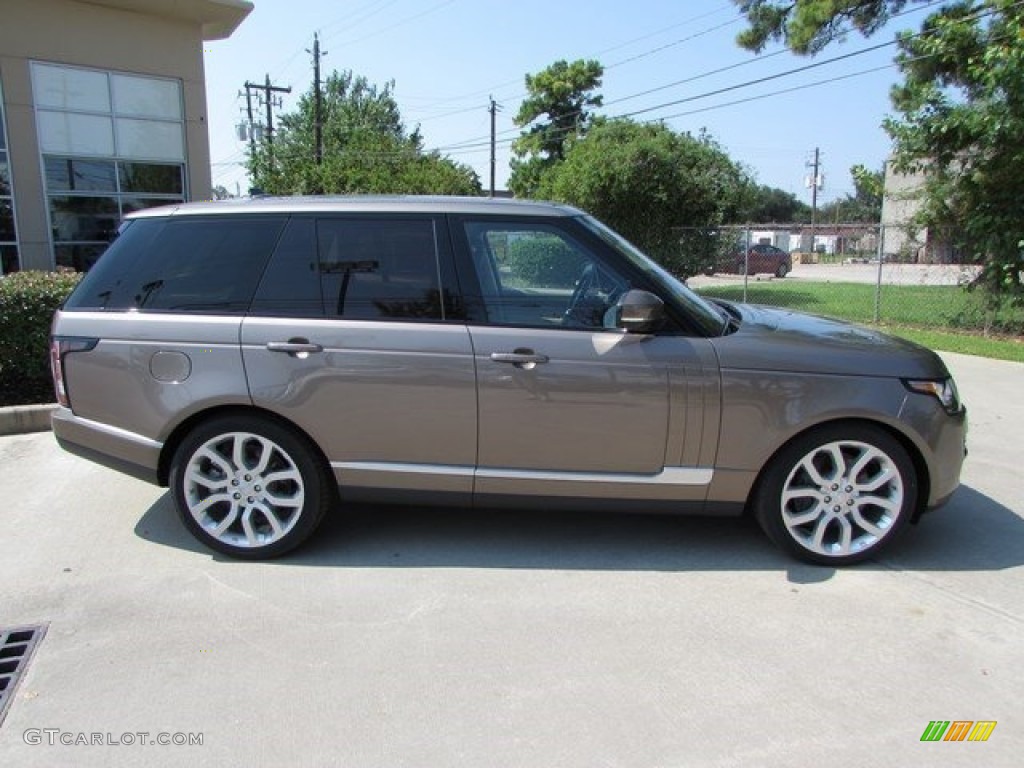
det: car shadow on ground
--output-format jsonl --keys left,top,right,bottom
{"left": 134, "top": 484, "right": 1022, "bottom": 579}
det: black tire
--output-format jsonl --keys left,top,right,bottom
{"left": 753, "top": 423, "right": 917, "bottom": 566}
{"left": 775, "top": 263, "right": 789, "bottom": 278}
{"left": 169, "top": 413, "right": 334, "bottom": 559}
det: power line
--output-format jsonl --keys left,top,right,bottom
{"left": 428, "top": 0, "right": 993, "bottom": 156}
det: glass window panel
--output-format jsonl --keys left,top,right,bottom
{"left": 463, "top": 221, "right": 629, "bottom": 329}
{"left": 0, "top": 200, "right": 15, "bottom": 242}
{"left": 0, "top": 244, "right": 19, "bottom": 274}
{"left": 118, "top": 162, "right": 183, "bottom": 194}
{"left": 105, "top": 217, "right": 285, "bottom": 312}
{"left": 63, "top": 220, "right": 163, "bottom": 304}
{"left": 111, "top": 74, "right": 181, "bottom": 120}
{"left": 38, "top": 111, "right": 114, "bottom": 156}
{"left": 54, "top": 243, "right": 109, "bottom": 272}
{"left": 120, "top": 196, "right": 182, "bottom": 215}
{"left": 251, "top": 218, "right": 323, "bottom": 317}
{"left": 33, "top": 64, "right": 110, "bottom": 112}
{"left": 44, "top": 157, "right": 117, "bottom": 192}
{"left": 318, "top": 218, "right": 442, "bottom": 320}
{"left": 0, "top": 126, "right": 6, "bottom": 150}
{"left": 115, "top": 118, "right": 183, "bottom": 161}
{"left": 0, "top": 158, "right": 10, "bottom": 196}
{"left": 49, "top": 195, "right": 119, "bottom": 243}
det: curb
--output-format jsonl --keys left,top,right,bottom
{"left": 0, "top": 404, "right": 57, "bottom": 436}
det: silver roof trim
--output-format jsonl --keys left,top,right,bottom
{"left": 126, "top": 195, "right": 586, "bottom": 219}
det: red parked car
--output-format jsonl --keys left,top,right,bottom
{"left": 708, "top": 243, "right": 792, "bottom": 278}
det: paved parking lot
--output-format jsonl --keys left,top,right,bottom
{"left": 688, "top": 261, "right": 979, "bottom": 289}
{"left": 0, "top": 352, "right": 1021, "bottom": 767}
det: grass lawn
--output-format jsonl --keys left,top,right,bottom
{"left": 695, "top": 281, "right": 1024, "bottom": 363}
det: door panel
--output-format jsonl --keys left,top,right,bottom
{"left": 241, "top": 318, "right": 477, "bottom": 493}
{"left": 471, "top": 326, "right": 715, "bottom": 501}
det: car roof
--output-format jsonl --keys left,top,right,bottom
{"left": 126, "top": 195, "right": 586, "bottom": 220}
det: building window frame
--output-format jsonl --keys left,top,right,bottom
{"left": 0, "top": 75, "right": 21, "bottom": 275}
{"left": 30, "top": 61, "right": 189, "bottom": 271}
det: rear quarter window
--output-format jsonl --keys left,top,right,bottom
{"left": 64, "top": 215, "right": 286, "bottom": 313}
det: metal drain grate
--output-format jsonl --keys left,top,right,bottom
{"left": 0, "top": 624, "right": 47, "bottom": 727}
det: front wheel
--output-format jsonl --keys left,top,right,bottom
{"left": 753, "top": 424, "right": 917, "bottom": 565}
{"left": 169, "top": 414, "right": 333, "bottom": 559}
{"left": 775, "top": 262, "right": 790, "bottom": 278}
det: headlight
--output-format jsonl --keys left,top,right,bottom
{"left": 904, "top": 377, "right": 961, "bottom": 414}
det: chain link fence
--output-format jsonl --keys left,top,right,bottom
{"left": 672, "top": 223, "right": 1021, "bottom": 337}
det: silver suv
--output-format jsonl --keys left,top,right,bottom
{"left": 50, "top": 196, "right": 967, "bottom": 565}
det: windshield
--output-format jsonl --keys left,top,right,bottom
{"left": 577, "top": 215, "right": 728, "bottom": 336}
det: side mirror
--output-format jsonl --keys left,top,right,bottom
{"left": 611, "top": 289, "right": 665, "bottom": 334}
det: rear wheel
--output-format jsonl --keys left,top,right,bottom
{"left": 775, "top": 262, "right": 790, "bottom": 278}
{"left": 169, "top": 414, "right": 333, "bottom": 558}
{"left": 753, "top": 424, "right": 917, "bottom": 565}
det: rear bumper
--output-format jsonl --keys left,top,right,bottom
{"left": 51, "top": 407, "right": 163, "bottom": 486}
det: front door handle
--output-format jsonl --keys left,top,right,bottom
{"left": 490, "top": 349, "right": 549, "bottom": 370}
{"left": 266, "top": 338, "right": 323, "bottom": 358}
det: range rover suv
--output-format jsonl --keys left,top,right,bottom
{"left": 50, "top": 196, "right": 967, "bottom": 565}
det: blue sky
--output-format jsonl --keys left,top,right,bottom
{"left": 204, "top": 0, "right": 942, "bottom": 203}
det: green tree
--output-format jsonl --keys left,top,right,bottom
{"left": 539, "top": 119, "right": 751, "bottom": 277}
{"left": 740, "top": 184, "right": 811, "bottom": 222}
{"left": 735, "top": 0, "right": 1024, "bottom": 302}
{"left": 818, "top": 164, "right": 884, "bottom": 223}
{"left": 509, "top": 59, "right": 603, "bottom": 197}
{"left": 249, "top": 70, "right": 480, "bottom": 196}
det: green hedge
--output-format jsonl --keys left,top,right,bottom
{"left": 505, "top": 235, "right": 585, "bottom": 289}
{"left": 0, "top": 271, "right": 82, "bottom": 407}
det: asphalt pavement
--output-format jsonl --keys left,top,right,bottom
{"left": 0, "top": 352, "right": 1021, "bottom": 767}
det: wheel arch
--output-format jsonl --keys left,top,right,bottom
{"left": 157, "top": 405, "right": 333, "bottom": 488}
{"left": 745, "top": 417, "right": 931, "bottom": 523}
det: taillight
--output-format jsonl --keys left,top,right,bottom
{"left": 50, "top": 337, "right": 98, "bottom": 408}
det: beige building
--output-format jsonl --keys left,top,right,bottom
{"left": 0, "top": 0, "right": 252, "bottom": 273}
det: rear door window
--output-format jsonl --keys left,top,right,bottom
{"left": 316, "top": 217, "right": 448, "bottom": 321}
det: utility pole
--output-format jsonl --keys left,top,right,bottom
{"left": 806, "top": 147, "right": 822, "bottom": 253}
{"left": 488, "top": 96, "right": 501, "bottom": 197}
{"left": 243, "top": 84, "right": 256, "bottom": 156}
{"left": 245, "top": 75, "right": 291, "bottom": 166}
{"left": 308, "top": 33, "right": 327, "bottom": 167}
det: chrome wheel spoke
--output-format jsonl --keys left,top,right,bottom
{"left": 263, "top": 469, "right": 301, "bottom": 486}
{"left": 251, "top": 438, "right": 276, "bottom": 475}
{"left": 850, "top": 508, "right": 888, "bottom": 538}
{"left": 193, "top": 492, "right": 231, "bottom": 516}
{"left": 241, "top": 507, "right": 260, "bottom": 546}
{"left": 835, "top": 516, "right": 853, "bottom": 554}
{"left": 212, "top": 505, "right": 240, "bottom": 536}
{"left": 231, "top": 434, "right": 248, "bottom": 472}
{"left": 860, "top": 493, "right": 901, "bottom": 514}
{"left": 197, "top": 447, "right": 233, "bottom": 478}
{"left": 188, "top": 469, "right": 228, "bottom": 492}
{"left": 786, "top": 506, "right": 824, "bottom": 526}
{"left": 810, "top": 516, "right": 832, "bottom": 552}
{"left": 797, "top": 456, "right": 830, "bottom": 487}
{"left": 256, "top": 503, "right": 285, "bottom": 537}
{"left": 263, "top": 490, "right": 302, "bottom": 508}
{"left": 856, "top": 465, "right": 895, "bottom": 492}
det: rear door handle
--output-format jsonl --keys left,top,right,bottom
{"left": 266, "top": 338, "right": 323, "bottom": 357}
{"left": 490, "top": 349, "right": 549, "bottom": 369}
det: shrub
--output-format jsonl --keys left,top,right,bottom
{"left": 505, "top": 235, "right": 585, "bottom": 289}
{"left": 0, "top": 271, "right": 82, "bottom": 406}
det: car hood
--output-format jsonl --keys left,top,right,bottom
{"left": 708, "top": 302, "right": 950, "bottom": 379}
